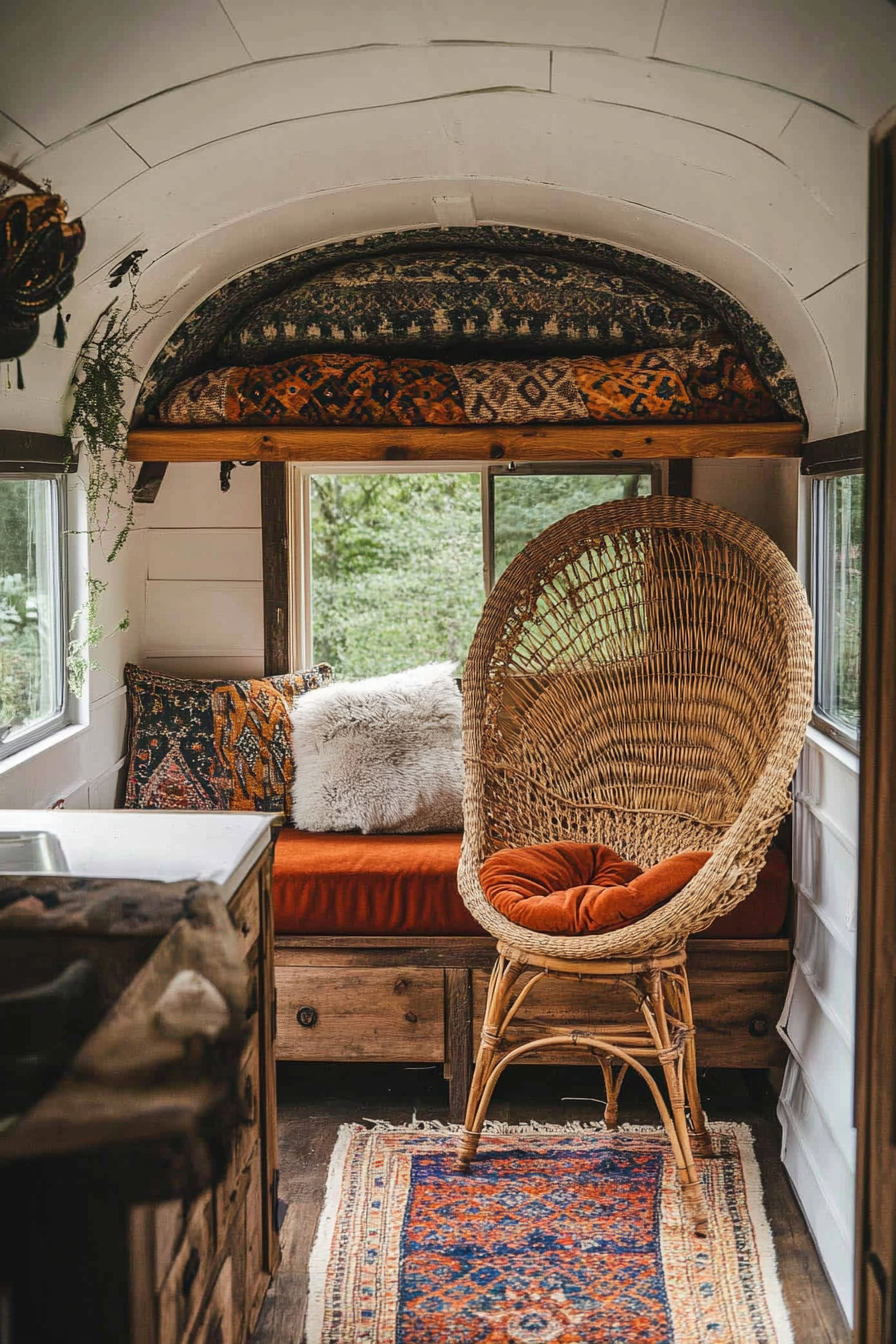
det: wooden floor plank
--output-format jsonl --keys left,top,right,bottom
{"left": 250, "top": 1063, "right": 850, "bottom": 1344}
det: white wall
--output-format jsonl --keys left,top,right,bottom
{"left": 136, "top": 463, "right": 264, "bottom": 680}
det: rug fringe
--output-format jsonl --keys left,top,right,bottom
{"left": 358, "top": 1114, "right": 750, "bottom": 1136}
{"left": 730, "top": 1122, "right": 796, "bottom": 1344}
{"left": 304, "top": 1124, "right": 358, "bottom": 1344}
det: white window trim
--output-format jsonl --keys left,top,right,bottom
{"left": 0, "top": 472, "right": 72, "bottom": 763}
{"left": 809, "top": 472, "right": 863, "bottom": 755}
{"left": 286, "top": 459, "right": 665, "bottom": 669}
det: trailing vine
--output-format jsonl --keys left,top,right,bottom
{"left": 66, "top": 276, "right": 162, "bottom": 562}
{"left": 67, "top": 576, "right": 130, "bottom": 699}
{"left": 64, "top": 273, "right": 164, "bottom": 693}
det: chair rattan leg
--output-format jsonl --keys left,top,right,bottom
{"left": 598, "top": 1058, "right": 628, "bottom": 1128}
{"left": 672, "top": 967, "right": 712, "bottom": 1157}
{"left": 642, "top": 970, "right": 709, "bottom": 1236}
{"left": 455, "top": 957, "right": 523, "bottom": 1172}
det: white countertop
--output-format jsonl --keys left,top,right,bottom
{"left": 0, "top": 810, "right": 277, "bottom": 897}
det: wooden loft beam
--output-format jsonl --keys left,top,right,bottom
{"left": 128, "top": 421, "right": 803, "bottom": 464}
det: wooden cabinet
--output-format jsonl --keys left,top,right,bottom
{"left": 130, "top": 848, "right": 281, "bottom": 1344}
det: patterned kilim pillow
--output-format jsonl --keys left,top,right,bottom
{"left": 216, "top": 250, "right": 719, "bottom": 363}
{"left": 123, "top": 663, "right": 332, "bottom": 814}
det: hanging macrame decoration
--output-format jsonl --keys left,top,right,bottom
{"left": 0, "top": 161, "right": 86, "bottom": 385}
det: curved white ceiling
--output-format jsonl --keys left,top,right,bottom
{"left": 2, "top": 0, "right": 893, "bottom": 438}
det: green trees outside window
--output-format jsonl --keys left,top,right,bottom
{"left": 308, "top": 468, "right": 652, "bottom": 679}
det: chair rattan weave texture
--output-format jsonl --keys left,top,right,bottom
{"left": 456, "top": 495, "right": 814, "bottom": 1233}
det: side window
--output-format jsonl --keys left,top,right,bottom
{"left": 0, "top": 475, "right": 68, "bottom": 758}
{"left": 812, "top": 472, "right": 863, "bottom": 749}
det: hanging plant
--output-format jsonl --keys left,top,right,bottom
{"left": 66, "top": 273, "right": 162, "bottom": 562}
{"left": 66, "top": 575, "right": 130, "bottom": 699}
{"left": 64, "top": 267, "right": 164, "bottom": 693}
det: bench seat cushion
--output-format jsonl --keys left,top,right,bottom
{"left": 273, "top": 830, "right": 481, "bottom": 936}
{"left": 272, "top": 831, "right": 790, "bottom": 940}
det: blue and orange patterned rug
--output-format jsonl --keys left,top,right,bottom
{"left": 305, "top": 1121, "right": 793, "bottom": 1344}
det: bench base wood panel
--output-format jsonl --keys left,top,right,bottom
{"left": 274, "top": 935, "right": 790, "bottom": 1118}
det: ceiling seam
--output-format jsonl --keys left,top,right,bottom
{"left": 13, "top": 43, "right": 864, "bottom": 151}
{"left": 802, "top": 262, "right": 865, "bottom": 303}
{"left": 651, "top": 0, "right": 670, "bottom": 59}
{"left": 91, "top": 87, "right": 798, "bottom": 173}
{"left": 0, "top": 107, "right": 46, "bottom": 151}
{"left": 215, "top": 0, "right": 253, "bottom": 62}
{"left": 109, "top": 123, "right": 151, "bottom": 170}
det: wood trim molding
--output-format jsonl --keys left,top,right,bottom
{"left": 855, "top": 114, "right": 896, "bottom": 1343}
{"left": 128, "top": 421, "right": 803, "bottom": 464}
{"left": 261, "top": 462, "right": 290, "bottom": 675}
{"left": 801, "top": 430, "right": 865, "bottom": 476}
{"left": 0, "top": 429, "right": 78, "bottom": 473}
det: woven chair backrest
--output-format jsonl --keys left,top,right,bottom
{"left": 462, "top": 495, "right": 814, "bottom": 872}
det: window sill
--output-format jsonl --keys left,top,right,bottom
{"left": 0, "top": 722, "right": 87, "bottom": 781}
{"left": 806, "top": 722, "right": 860, "bottom": 773}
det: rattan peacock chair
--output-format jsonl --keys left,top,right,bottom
{"left": 456, "top": 495, "right": 814, "bottom": 1235}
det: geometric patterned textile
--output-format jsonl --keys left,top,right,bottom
{"left": 659, "top": 337, "right": 784, "bottom": 423}
{"left": 573, "top": 350, "right": 693, "bottom": 422}
{"left": 123, "top": 662, "right": 332, "bottom": 815}
{"left": 306, "top": 1122, "right": 794, "bottom": 1344}
{"left": 134, "top": 225, "right": 805, "bottom": 427}
{"left": 158, "top": 341, "right": 787, "bottom": 428}
{"left": 216, "top": 249, "right": 720, "bottom": 365}
{"left": 455, "top": 359, "right": 587, "bottom": 424}
{"left": 159, "top": 354, "right": 467, "bottom": 427}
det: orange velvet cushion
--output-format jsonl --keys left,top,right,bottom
{"left": 479, "top": 841, "right": 712, "bottom": 936}
{"left": 273, "top": 829, "right": 479, "bottom": 936}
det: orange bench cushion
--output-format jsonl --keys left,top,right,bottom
{"left": 273, "top": 830, "right": 481, "bottom": 936}
{"left": 273, "top": 831, "right": 790, "bottom": 940}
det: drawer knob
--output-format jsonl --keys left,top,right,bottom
{"left": 393, "top": 979, "right": 409, "bottom": 996}
{"left": 748, "top": 1014, "right": 769, "bottom": 1038}
{"left": 404, "top": 1011, "right": 419, "bottom": 1024}
{"left": 297, "top": 1006, "right": 318, "bottom": 1028}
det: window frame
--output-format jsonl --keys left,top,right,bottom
{"left": 809, "top": 467, "right": 863, "bottom": 755}
{"left": 0, "top": 471, "right": 70, "bottom": 762}
{"left": 287, "top": 459, "right": 664, "bottom": 671}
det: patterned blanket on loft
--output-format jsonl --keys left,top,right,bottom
{"left": 137, "top": 232, "right": 804, "bottom": 428}
{"left": 157, "top": 340, "right": 784, "bottom": 428}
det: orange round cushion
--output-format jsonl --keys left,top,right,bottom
{"left": 479, "top": 841, "right": 712, "bottom": 936}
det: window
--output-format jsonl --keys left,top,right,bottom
{"left": 812, "top": 472, "right": 863, "bottom": 748}
{"left": 298, "top": 464, "right": 658, "bottom": 678}
{"left": 0, "top": 475, "right": 68, "bottom": 758}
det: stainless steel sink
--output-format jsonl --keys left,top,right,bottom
{"left": 0, "top": 831, "right": 68, "bottom": 874}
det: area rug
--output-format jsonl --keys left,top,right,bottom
{"left": 304, "top": 1121, "right": 793, "bottom": 1344}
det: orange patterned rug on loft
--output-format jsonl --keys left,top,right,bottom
{"left": 304, "top": 1121, "right": 793, "bottom": 1344}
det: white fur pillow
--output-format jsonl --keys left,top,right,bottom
{"left": 290, "top": 662, "right": 464, "bottom": 833}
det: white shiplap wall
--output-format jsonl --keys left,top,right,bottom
{"left": 779, "top": 728, "right": 860, "bottom": 1320}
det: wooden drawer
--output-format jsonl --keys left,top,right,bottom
{"left": 276, "top": 966, "right": 445, "bottom": 1061}
{"left": 215, "top": 1029, "right": 260, "bottom": 1244}
{"left": 472, "top": 960, "right": 789, "bottom": 1069}
{"left": 158, "top": 1189, "right": 215, "bottom": 1344}
{"left": 190, "top": 1256, "right": 233, "bottom": 1344}
{"left": 228, "top": 874, "right": 260, "bottom": 960}
{"left": 244, "top": 1140, "right": 267, "bottom": 1332}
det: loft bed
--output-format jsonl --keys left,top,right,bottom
{"left": 125, "top": 229, "right": 804, "bottom": 1116}
{"left": 128, "top": 227, "right": 806, "bottom": 478}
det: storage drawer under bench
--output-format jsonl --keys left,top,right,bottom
{"left": 274, "top": 936, "right": 791, "bottom": 1075}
